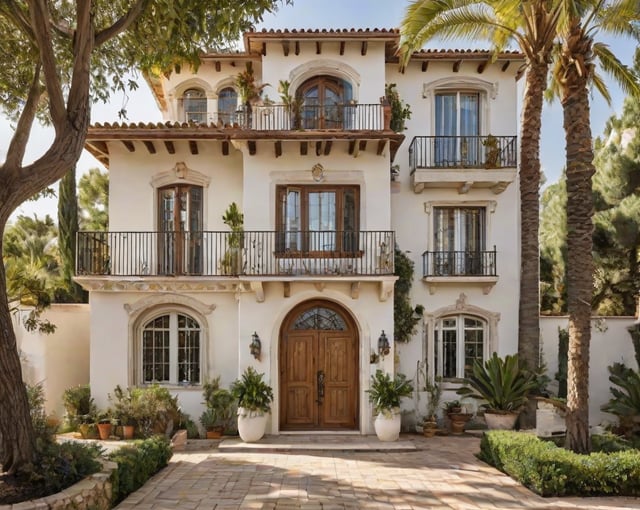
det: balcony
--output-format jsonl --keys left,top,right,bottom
{"left": 408, "top": 135, "right": 517, "bottom": 194}
{"left": 422, "top": 249, "right": 498, "bottom": 295}
{"left": 76, "top": 230, "right": 395, "bottom": 278}
{"left": 177, "top": 102, "right": 385, "bottom": 131}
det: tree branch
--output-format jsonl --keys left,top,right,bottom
{"left": 65, "top": 1, "right": 94, "bottom": 128}
{"left": 94, "top": 0, "right": 149, "bottom": 47}
{"left": 4, "top": 65, "right": 42, "bottom": 170}
{"left": 0, "top": 0, "right": 36, "bottom": 43}
{"left": 28, "top": 0, "right": 66, "bottom": 127}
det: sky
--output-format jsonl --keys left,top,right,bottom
{"left": 2, "top": 0, "right": 636, "bottom": 221}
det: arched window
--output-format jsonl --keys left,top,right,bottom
{"left": 434, "top": 314, "right": 485, "bottom": 379}
{"left": 217, "top": 87, "right": 238, "bottom": 125}
{"left": 141, "top": 312, "right": 201, "bottom": 385}
{"left": 183, "top": 88, "right": 207, "bottom": 123}
{"left": 297, "top": 76, "right": 353, "bottom": 129}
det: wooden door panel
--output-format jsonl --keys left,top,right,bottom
{"left": 280, "top": 332, "right": 316, "bottom": 428}
{"left": 320, "top": 333, "right": 357, "bottom": 428}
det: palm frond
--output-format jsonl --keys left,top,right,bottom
{"left": 593, "top": 42, "right": 640, "bottom": 98}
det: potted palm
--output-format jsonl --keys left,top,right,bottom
{"left": 231, "top": 367, "right": 274, "bottom": 442}
{"left": 367, "top": 370, "right": 413, "bottom": 442}
{"left": 457, "top": 353, "right": 536, "bottom": 429}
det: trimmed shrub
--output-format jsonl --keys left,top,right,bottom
{"left": 108, "top": 436, "right": 173, "bottom": 503}
{"left": 479, "top": 431, "right": 640, "bottom": 497}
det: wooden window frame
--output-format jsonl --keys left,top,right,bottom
{"left": 276, "top": 184, "right": 360, "bottom": 257}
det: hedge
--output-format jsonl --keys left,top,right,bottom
{"left": 107, "top": 435, "right": 173, "bottom": 503}
{"left": 479, "top": 431, "right": 640, "bottom": 497}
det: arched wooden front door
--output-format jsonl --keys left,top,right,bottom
{"left": 280, "top": 300, "right": 359, "bottom": 430}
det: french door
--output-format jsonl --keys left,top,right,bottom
{"left": 158, "top": 184, "right": 203, "bottom": 275}
{"left": 434, "top": 92, "right": 480, "bottom": 166}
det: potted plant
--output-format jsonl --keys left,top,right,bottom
{"left": 231, "top": 367, "right": 274, "bottom": 442}
{"left": 201, "top": 377, "right": 236, "bottom": 438}
{"left": 422, "top": 374, "right": 442, "bottom": 437}
{"left": 221, "top": 202, "right": 244, "bottom": 275}
{"left": 109, "top": 385, "right": 138, "bottom": 439}
{"left": 482, "top": 134, "right": 501, "bottom": 168}
{"left": 96, "top": 412, "right": 114, "bottom": 440}
{"left": 443, "top": 400, "right": 472, "bottom": 434}
{"left": 235, "top": 62, "right": 269, "bottom": 127}
{"left": 367, "top": 369, "right": 414, "bottom": 442}
{"left": 457, "top": 353, "right": 536, "bottom": 430}
{"left": 278, "top": 80, "right": 304, "bottom": 129}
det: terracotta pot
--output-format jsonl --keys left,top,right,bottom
{"left": 206, "top": 428, "right": 223, "bottom": 439}
{"left": 122, "top": 425, "right": 135, "bottom": 439}
{"left": 423, "top": 425, "right": 437, "bottom": 438}
{"left": 448, "top": 413, "right": 472, "bottom": 435}
{"left": 97, "top": 422, "right": 112, "bottom": 440}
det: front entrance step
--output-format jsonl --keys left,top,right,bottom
{"left": 218, "top": 434, "right": 416, "bottom": 452}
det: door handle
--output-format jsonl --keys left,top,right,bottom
{"left": 316, "top": 370, "right": 325, "bottom": 404}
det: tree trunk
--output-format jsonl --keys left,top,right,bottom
{"left": 518, "top": 62, "right": 547, "bottom": 428}
{"left": 562, "top": 23, "right": 594, "bottom": 454}
{"left": 58, "top": 167, "right": 84, "bottom": 302}
{"left": 0, "top": 245, "right": 37, "bottom": 474}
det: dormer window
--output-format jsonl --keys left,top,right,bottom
{"left": 217, "top": 87, "right": 238, "bottom": 126}
{"left": 183, "top": 88, "right": 207, "bottom": 124}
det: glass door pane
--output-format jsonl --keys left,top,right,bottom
{"left": 309, "top": 191, "right": 336, "bottom": 251}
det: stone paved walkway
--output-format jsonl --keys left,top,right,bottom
{"left": 115, "top": 435, "right": 640, "bottom": 509}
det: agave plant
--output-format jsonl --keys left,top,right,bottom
{"left": 601, "top": 363, "right": 640, "bottom": 425}
{"left": 457, "top": 353, "right": 536, "bottom": 413}
{"left": 367, "top": 370, "right": 414, "bottom": 416}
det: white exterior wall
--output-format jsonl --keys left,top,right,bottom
{"left": 14, "top": 304, "right": 90, "bottom": 418}
{"left": 540, "top": 316, "right": 638, "bottom": 426}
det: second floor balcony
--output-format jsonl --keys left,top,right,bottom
{"left": 76, "top": 230, "right": 395, "bottom": 279}
{"left": 409, "top": 135, "right": 517, "bottom": 194}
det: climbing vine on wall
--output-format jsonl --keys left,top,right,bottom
{"left": 394, "top": 245, "right": 424, "bottom": 343}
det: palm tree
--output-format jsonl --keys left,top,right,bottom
{"left": 399, "top": 1, "right": 562, "bottom": 423}
{"left": 552, "top": 0, "right": 640, "bottom": 453}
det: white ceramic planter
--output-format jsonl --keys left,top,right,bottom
{"left": 237, "top": 407, "right": 268, "bottom": 442}
{"left": 374, "top": 408, "right": 401, "bottom": 442}
{"left": 484, "top": 412, "right": 519, "bottom": 430}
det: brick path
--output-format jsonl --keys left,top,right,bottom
{"left": 115, "top": 435, "right": 640, "bottom": 509}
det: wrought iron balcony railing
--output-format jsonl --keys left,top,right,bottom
{"left": 176, "top": 102, "right": 384, "bottom": 131}
{"left": 422, "top": 249, "right": 497, "bottom": 277}
{"left": 409, "top": 135, "right": 517, "bottom": 172}
{"left": 76, "top": 230, "right": 395, "bottom": 277}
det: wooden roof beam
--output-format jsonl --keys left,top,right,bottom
{"left": 248, "top": 140, "right": 256, "bottom": 155}
{"left": 421, "top": 61, "right": 428, "bottom": 72}
{"left": 282, "top": 41, "right": 290, "bottom": 56}
{"left": 377, "top": 140, "right": 386, "bottom": 156}
{"left": 501, "top": 61, "right": 511, "bottom": 72}
{"left": 295, "top": 41, "right": 300, "bottom": 55}
{"left": 323, "top": 140, "right": 332, "bottom": 155}
{"left": 275, "top": 140, "right": 282, "bottom": 158}
{"left": 222, "top": 141, "right": 229, "bottom": 156}
{"left": 349, "top": 139, "right": 359, "bottom": 157}
{"left": 122, "top": 140, "right": 135, "bottom": 152}
{"left": 300, "top": 141, "right": 308, "bottom": 155}
{"left": 143, "top": 140, "right": 156, "bottom": 154}
{"left": 261, "top": 43, "right": 266, "bottom": 56}
{"left": 453, "top": 59, "right": 462, "bottom": 72}
{"left": 215, "top": 61, "right": 221, "bottom": 72}
{"left": 340, "top": 41, "right": 345, "bottom": 55}
{"left": 164, "top": 141, "right": 175, "bottom": 154}
{"left": 189, "top": 140, "right": 198, "bottom": 155}
{"left": 361, "top": 41, "right": 368, "bottom": 56}
{"left": 316, "top": 41, "right": 322, "bottom": 55}
{"left": 315, "top": 141, "right": 322, "bottom": 156}
{"left": 477, "top": 60, "right": 489, "bottom": 74}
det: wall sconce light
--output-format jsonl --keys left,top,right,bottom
{"left": 250, "top": 331, "right": 262, "bottom": 361}
{"left": 378, "top": 330, "right": 390, "bottom": 357}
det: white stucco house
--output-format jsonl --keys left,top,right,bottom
{"left": 77, "top": 27, "right": 526, "bottom": 434}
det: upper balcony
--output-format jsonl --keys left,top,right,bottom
{"left": 177, "top": 100, "right": 385, "bottom": 131}
{"left": 409, "top": 135, "right": 517, "bottom": 194}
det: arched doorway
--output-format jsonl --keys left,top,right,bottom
{"left": 279, "top": 300, "right": 359, "bottom": 431}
